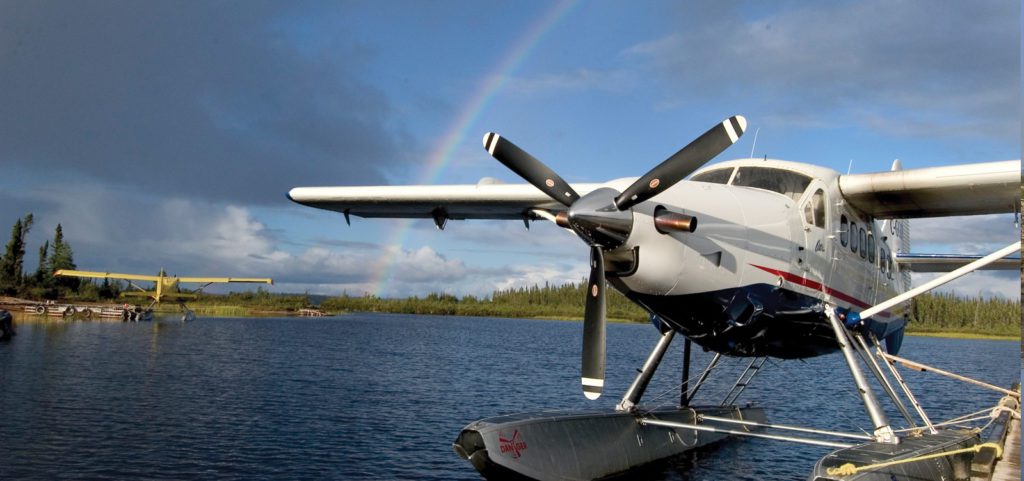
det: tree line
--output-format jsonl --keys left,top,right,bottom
{"left": 0, "top": 213, "right": 84, "bottom": 299}
{"left": 321, "top": 281, "right": 1021, "bottom": 336}
{"left": 1, "top": 213, "right": 1018, "bottom": 336}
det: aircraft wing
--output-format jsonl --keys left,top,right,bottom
{"left": 54, "top": 269, "right": 162, "bottom": 282}
{"left": 895, "top": 254, "right": 1021, "bottom": 273}
{"left": 837, "top": 160, "right": 1020, "bottom": 218}
{"left": 287, "top": 182, "right": 606, "bottom": 220}
{"left": 174, "top": 277, "right": 273, "bottom": 284}
{"left": 55, "top": 270, "right": 272, "bottom": 285}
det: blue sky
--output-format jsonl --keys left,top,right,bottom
{"left": 0, "top": 0, "right": 1019, "bottom": 299}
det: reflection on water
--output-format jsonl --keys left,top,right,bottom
{"left": 0, "top": 314, "right": 1018, "bottom": 480}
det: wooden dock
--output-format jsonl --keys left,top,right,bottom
{"left": 988, "top": 413, "right": 1020, "bottom": 481}
{"left": 971, "top": 387, "right": 1020, "bottom": 481}
{"left": 298, "top": 308, "right": 329, "bottom": 317}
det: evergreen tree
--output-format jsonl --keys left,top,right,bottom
{"left": 0, "top": 219, "right": 23, "bottom": 294}
{"left": 0, "top": 214, "right": 32, "bottom": 294}
{"left": 34, "top": 240, "right": 50, "bottom": 285}
{"left": 14, "top": 214, "right": 32, "bottom": 289}
{"left": 50, "top": 224, "right": 79, "bottom": 293}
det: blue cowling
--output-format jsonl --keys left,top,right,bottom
{"left": 834, "top": 307, "right": 905, "bottom": 355}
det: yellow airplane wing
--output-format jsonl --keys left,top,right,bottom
{"left": 55, "top": 270, "right": 273, "bottom": 285}
{"left": 175, "top": 277, "right": 273, "bottom": 284}
{"left": 54, "top": 269, "right": 162, "bottom": 282}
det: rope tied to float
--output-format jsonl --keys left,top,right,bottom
{"left": 825, "top": 442, "right": 1003, "bottom": 477}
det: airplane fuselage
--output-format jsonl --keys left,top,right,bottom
{"left": 601, "top": 159, "right": 907, "bottom": 358}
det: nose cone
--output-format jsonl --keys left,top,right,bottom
{"left": 567, "top": 188, "right": 633, "bottom": 249}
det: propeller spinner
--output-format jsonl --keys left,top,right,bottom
{"left": 482, "top": 115, "right": 746, "bottom": 399}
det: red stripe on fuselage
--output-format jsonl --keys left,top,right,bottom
{"left": 750, "top": 264, "right": 890, "bottom": 318}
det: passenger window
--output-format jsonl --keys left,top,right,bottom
{"left": 850, "top": 222, "right": 858, "bottom": 253}
{"left": 859, "top": 229, "right": 867, "bottom": 259}
{"left": 867, "top": 234, "right": 875, "bottom": 264}
{"left": 840, "top": 215, "right": 848, "bottom": 246}
{"left": 733, "top": 167, "right": 812, "bottom": 202}
{"left": 691, "top": 168, "right": 733, "bottom": 184}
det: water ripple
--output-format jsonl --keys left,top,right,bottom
{"left": 0, "top": 314, "right": 1017, "bottom": 480}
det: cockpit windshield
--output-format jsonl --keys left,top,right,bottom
{"left": 690, "top": 168, "right": 734, "bottom": 184}
{"left": 731, "top": 166, "right": 811, "bottom": 202}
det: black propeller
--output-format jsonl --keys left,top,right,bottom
{"left": 483, "top": 132, "right": 580, "bottom": 207}
{"left": 482, "top": 116, "right": 746, "bottom": 400}
{"left": 615, "top": 115, "right": 746, "bottom": 210}
{"left": 581, "top": 246, "right": 607, "bottom": 399}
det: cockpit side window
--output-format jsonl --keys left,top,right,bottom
{"left": 733, "top": 167, "right": 812, "bottom": 202}
{"left": 690, "top": 168, "right": 733, "bottom": 185}
{"left": 802, "top": 189, "right": 826, "bottom": 228}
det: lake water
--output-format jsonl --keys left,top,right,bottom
{"left": 0, "top": 313, "right": 1018, "bottom": 480}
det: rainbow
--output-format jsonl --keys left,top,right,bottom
{"left": 370, "top": 0, "right": 579, "bottom": 296}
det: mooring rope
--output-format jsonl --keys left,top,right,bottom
{"left": 825, "top": 442, "right": 1003, "bottom": 477}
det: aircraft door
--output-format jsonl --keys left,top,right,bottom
{"left": 798, "top": 185, "right": 830, "bottom": 283}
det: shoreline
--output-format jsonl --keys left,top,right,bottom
{"left": 3, "top": 299, "right": 1018, "bottom": 342}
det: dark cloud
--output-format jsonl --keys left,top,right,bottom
{"left": 0, "top": 1, "right": 409, "bottom": 205}
{"left": 627, "top": 1, "right": 1019, "bottom": 139}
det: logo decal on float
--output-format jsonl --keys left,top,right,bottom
{"left": 498, "top": 430, "right": 528, "bottom": 458}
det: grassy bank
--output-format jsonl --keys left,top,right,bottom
{"left": 322, "top": 283, "right": 1020, "bottom": 339}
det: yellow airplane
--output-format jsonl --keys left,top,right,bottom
{"left": 54, "top": 269, "right": 273, "bottom": 321}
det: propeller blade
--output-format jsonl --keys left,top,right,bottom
{"left": 483, "top": 132, "right": 580, "bottom": 207}
{"left": 614, "top": 115, "right": 747, "bottom": 210}
{"left": 581, "top": 246, "right": 607, "bottom": 400}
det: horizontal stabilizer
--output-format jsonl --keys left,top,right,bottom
{"left": 121, "top": 291, "right": 196, "bottom": 300}
{"left": 895, "top": 253, "right": 1020, "bottom": 272}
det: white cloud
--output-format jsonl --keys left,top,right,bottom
{"left": 910, "top": 214, "right": 1020, "bottom": 253}
{"left": 912, "top": 271, "right": 1019, "bottom": 300}
{"left": 906, "top": 214, "right": 1019, "bottom": 299}
{"left": 624, "top": 1, "right": 1019, "bottom": 139}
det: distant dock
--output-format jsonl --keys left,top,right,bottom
{"left": 21, "top": 303, "right": 150, "bottom": 321}
{"left": 297, "top": 308, "right": 329, "bottom": 317}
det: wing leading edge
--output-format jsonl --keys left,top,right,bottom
{"left": 287, "top": 182, "right": 606, "bottom": 221}
{"left": 838, "top": 160, "right": 1020, "bottom": 219}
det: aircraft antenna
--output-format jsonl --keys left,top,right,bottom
{"left": 847, "top": 159, "right": 854, "bottom": 174}
{"left": 748, "top": 127, "right": 760, "bottom": 158}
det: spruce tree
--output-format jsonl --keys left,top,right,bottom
{"left": 50, "top": 224, "right": 79, "bottom": 293}
{"left": 34, "top": 240, "right": 49, "bottom": 285}
{"left": 14, "top": 214, "right": 32, "bottom": 289}
{"left": 0, "top": 214, "right": 31, "bottom": 294}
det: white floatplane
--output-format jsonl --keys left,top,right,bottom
{"left": 289, "top": 116, "right": 1020, "bottom": 480}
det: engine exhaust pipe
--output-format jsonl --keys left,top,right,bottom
{"left": 654, "top": 206, "right": 697, "bottom": 234}
{"left": 555, "top": 211, "right": 570, "bottom": 229}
